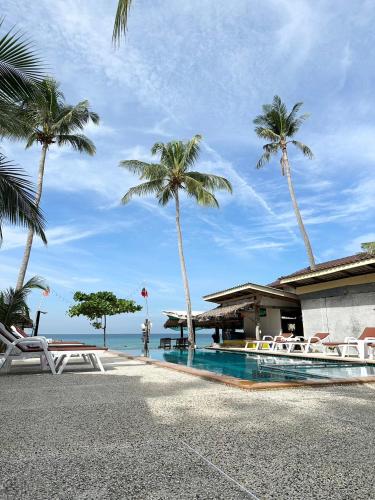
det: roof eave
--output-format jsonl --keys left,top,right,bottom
{"left": 203, "top": 282, "right": 299, "bottom": 303}
{"left": 279, "top": 258, "right": 375, "bottom": 285}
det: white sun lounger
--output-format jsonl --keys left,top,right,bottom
{"left": 0, "top": 323, "right": 106, "bottom": 375}
{"left": 245, "top": 333, "right": 295, "bottom": 351}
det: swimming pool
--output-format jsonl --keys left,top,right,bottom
{"left": 123, "top": 348, "right": 375, "bottom": 383}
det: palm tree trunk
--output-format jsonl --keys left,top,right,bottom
{"left": 282, "top": 146, "right": 316, "bottom": 269}
{"left": 174, "top": 191, "right": 195, "bottom": 347}
{"left": 16, "top": 144, "right": 48, "bottom": 290}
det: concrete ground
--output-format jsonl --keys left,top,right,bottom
{"left": 0, "top": 353, "right": 374, "bottom": 500}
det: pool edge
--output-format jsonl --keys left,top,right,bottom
{"left": 109, "top": 349, "right": 375, "bottom": 391}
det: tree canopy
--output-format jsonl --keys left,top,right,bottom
{"left": 361, "top": 242, "right": 375, "bottom": 255}
{"left": 120, "top": 135, "right": 232, "bottom": 207}
{"left": 254, "top": 95, "right": 313, "bottom": 172}
{"left": 68, "top": 291, "right": 142, "bottom": 341}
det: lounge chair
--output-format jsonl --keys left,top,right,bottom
{"left": 286, "top": 333, "right": 330, "bottom": 354}
{"left": 10, "top": 325, "right": 97, "bottom": 348}
{"left": 245, "top": 333, "right": 294, "bottom": 351}
{"left": 0, "top": 323, "right": 107, "bottom": 374}
{"left": 322, "top": 328, "right": 375, "bottom": 358}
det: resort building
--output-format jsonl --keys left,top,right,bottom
{"left": 276, "top": 252, "right": 375, "bottom": 341}
{"left": 164, "top": 251, "right": 375, "bottom": 343}
{"left": 197, "top": 283, "right": 301, "bottom": 340}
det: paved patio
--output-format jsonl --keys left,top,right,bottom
{"left": 1, "top": 353, "right": 374, "bottom": 499}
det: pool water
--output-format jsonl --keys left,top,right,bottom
{"left": 125, "top": 348, "right": 375, "bottom": 383}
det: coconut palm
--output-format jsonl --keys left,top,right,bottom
{"left": 113, "top": 0, "right": 132, "bottom": 45}
{"left": 0, "top": 154, "right": 46, "bottom": 243}
{"left": 254, "top": 95, "right": 316, "bottom": 269}
{"left": 16, "top": 78, "right": 99, "bottom": 289}
{"left": 120, "top": 135, "right": 232, "bottom": 346}
{"left": 0, "top": 276, "right": 48, "bottom": 329}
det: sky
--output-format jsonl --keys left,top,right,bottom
{"left": 1, "top": 0, "right": 375, "bottom": 336}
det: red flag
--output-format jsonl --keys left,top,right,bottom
{"left": 141, "top": 288, "right": 148, "bottom": 298}
{"left": 42, "top": 287, "right": 50, "bottom": 297}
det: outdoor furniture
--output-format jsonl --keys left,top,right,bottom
{"left": 10, "top": 326, "right": 97, "bottom": 365}
{"left": 175, "top": 337, "right": 189, "bottom": 349}
{"left": 286, "top": 332, "right": 330, "bottom": 353}
{"left": 11, "top": 326, "right": 94, "bottom": 347}
{"left": 272, "top": 333, "right": 303, "bottom": 351}
{"left": 159, "top": 337, "right": 172, "bottom": 349}
{"left": 322, "top": 327, "right": 375, "bottom": 359}
{"left": 244, "top": 333, "right": 294, "bottom": 351}
{"left": 0, "top": 323, "right": 107, "bottom": 375}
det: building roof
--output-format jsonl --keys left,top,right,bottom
{"left": 196, "top": 300, "right": 255, "bottom": 321}
{"left": 203, "top": 282, "right": 299, "bottom": 304}
{"left": 279, "top": 252, "right": 375, "bottom": 287}
{"left": 162, "top": 310, "right": 204, "bottom": 320}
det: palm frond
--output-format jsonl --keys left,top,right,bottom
{"left": 56, "top": 134, "right": 96, "bottom": 155}
{"left": 256, "top": 142, "right": 280, "bottom": 169}
{"left": 54, "top": 100, "right": 99, "bottom": 132}
{"left": 181, "top": 134, "right": 202, "bottom": 170}
{"left": 119, "top": 160, "right": 166, "bottom": 180}
{"left": 112, "top": 0, "right": 133, "bottom": 46}
{"left": 121, "top": 179, "right": 164, "bottom": 204}
{"left": 185, "top": 172, "right": 232, "bottom": 193}
{"left": 290, "top": 140, "right": 314, "bottom": 159}
{"left": 0, "top": 275, "right": 47, "bottom": 327}
{"left": 183, "top": 175, "right": 219, "bottom": 207}
{"left": 254, "top": 126, "right": 280, "bottom": 142}
{"left": 0, "top": 20, "right": 44, "bottom": 102}
{"left": 0, "top": 99, "right": 31, "bottom": 139}
{"left": 0, "top": 154, "right": 47, "bottom": 243}
{"left": 157, "top": 186, "right": 174, "bottom": 206}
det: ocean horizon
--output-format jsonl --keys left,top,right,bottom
{"left": 48, "top": 332, "right": 213, "bottom": 351}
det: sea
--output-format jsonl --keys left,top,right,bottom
{"left": 48, "top": 333, "right": 213, "bottom": 352}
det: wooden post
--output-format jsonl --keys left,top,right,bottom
{"left": 193, "top": 320, "right": 196, "bottom": 346}
{"left": 215, "top": 326, "right": 220, "bottom": 343}
{"left": 180, "top": 324, "right": 184, "bottom": 339}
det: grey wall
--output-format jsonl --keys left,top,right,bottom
{"left": 300, "top": 283, "right": 375, "bottom": 340}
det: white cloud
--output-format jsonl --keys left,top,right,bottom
{"left": 1, "top": 224, "right": 100, "bottom": 251}
{"left": 84, "top": 121, "right": 115, "bottom": 137}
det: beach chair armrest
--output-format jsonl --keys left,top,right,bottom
{"left": 14, "top": 336, "right": 49, "bottom": 348}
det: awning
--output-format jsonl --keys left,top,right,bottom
{"left": 196, "top": 300, "right": 254, "bottom": 321}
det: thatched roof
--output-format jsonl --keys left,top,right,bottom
{"left": 196, "top": 300, "right": 254, "bottom": 321}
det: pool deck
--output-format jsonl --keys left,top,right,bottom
{"left": 1, "top": 352, "right": 374, "bottom": 499}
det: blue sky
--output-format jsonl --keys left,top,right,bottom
{"left": 1, "top": 0, "right": 375, "bottom": 335}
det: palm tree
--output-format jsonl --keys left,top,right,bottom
{"left": 0, "top": 20, "right": 47, "bottom": 243}
{"left": 120, "top": 135, "right": 232, "bottom": 346}
{"left": 16, "top": 78, "right": 99, "bottom": 289}
{"left": 0, "top": 276, "right": 48, "bottom": 329}
{"left": 254, "top": 95, "right": 316, "bottom": 269}
{"left": 113, "top": 0, "right": 132, "bottom": 45}
{"left": 0, "top": 154, "right": 46, "bottom": 243}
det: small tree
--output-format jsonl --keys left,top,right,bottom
{"left": 68, "top": 291, "right": 142, "bottom": 347}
